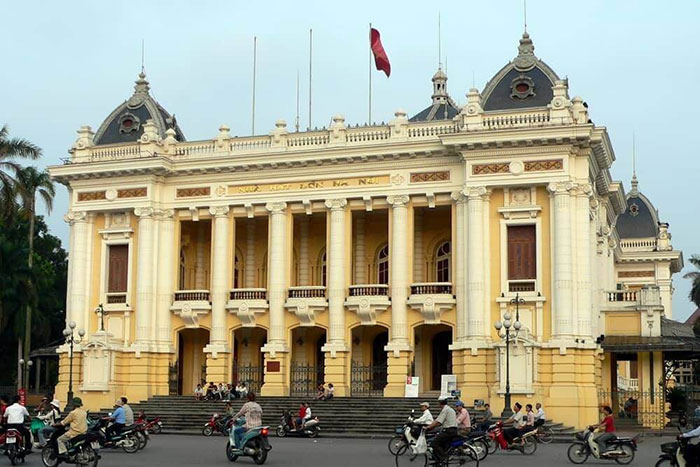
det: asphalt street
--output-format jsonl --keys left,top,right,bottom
{"left": 21, "top": 434, "right": 672, "bottom": 466}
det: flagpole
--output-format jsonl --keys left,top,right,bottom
{"left": 252, "top": 36, "right": 257, "bottom": 135}
{"left": 368, "top": 23, "right": 372, "bottom": 125}
{"left": 309, "top": 28, "right": 313, "bottom": 130}
{"left": 296, "top": 70, "right": 300, "bottom": 132}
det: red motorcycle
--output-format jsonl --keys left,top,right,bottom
{"left": 202, "top": 413, "right": 233, "bottom": 436}
{"left": 0, "top": 428, "right": 27, "bottom": 466}
{"left": 136, "top": 412, "right": 163, "bottom": 434}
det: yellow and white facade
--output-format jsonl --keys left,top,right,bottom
{"left": 49, "top": 32, "right": 683, "bottom": 429}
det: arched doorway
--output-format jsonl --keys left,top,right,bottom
{"left": 290, "top": 326, "right": 327, "bottom": 396}
{"left": 413, "top": 324, "right": 453, "bottom": 393}
{"left": 350, "top": 325, "right": 388, "bottom": 396}
{"left": 177, "top": 328, "right": 209, "bottom": 395}
{"left": 232, "top": 327, "right": 267, "bottom": 394}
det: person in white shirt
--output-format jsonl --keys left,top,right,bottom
{"left": 4, "top": 396, "right": 32, "bottom": 451}
{"left": 413, "top": 402, "right": 434, "bottom": 425}
{"left": 36, "top": 399, "right": 61, "bottom": 446}
{"left": 194, "top": 384, "right": 204, "bottom": 401}
{"left": 680, "top": 424, "right": 700, "bottom": 465}
{"left": 302, "top": 402, "right": 312, "bottom": 426}
{"left": 502, "top": 402, "right": 526, "bottom": 445}
{"left": 534, "top": 403, "right": 546, "bottom": 428}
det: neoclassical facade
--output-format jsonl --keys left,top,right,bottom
{"left": 49, "top": 32, "right": 683, "bottom": 429}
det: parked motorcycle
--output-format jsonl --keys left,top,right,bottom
{"left": 136, "top": 412, "right": 162, "bottom": 434}
{"left": 567, "top": 427, "right": 638, "bottom": 464}
{"left": 275, "top": 411, "right": 320, "bottom": 438}
{"left": 225, "top": 418, "right": 271, "bottom": 464}
{"left": 203, "top": 413, "right": 233, "bottom": 436}
{"left": 655, "top": 439, "right": 688, "bottom": 466}
{"left": 0, "top": 428, "right": 27, "bottom": 466}
{"left": 41, "top": 425, "right": 101, "bottom": 467}
{"left": 487, "top": 422, "right": 537, "bottom": 455}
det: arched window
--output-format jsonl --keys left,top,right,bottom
{"left": 435, "top": 241, "right": 451, "bottom": 283}
{"left": 377, "top": 244, "right": 389, "bottom": 285}
{"left": 319, "top": 250, "right": 327, "bottom": 287}
{"left": 179, "top": 248, "right": 186, "bottom": 289}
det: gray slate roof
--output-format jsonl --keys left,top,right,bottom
{"left": 616, "top": 185, "right": 660, "bottom": 239}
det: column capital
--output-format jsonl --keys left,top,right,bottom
{"left": 451, "top": 191, "right": 468, "bottom": 204}
{"left": 546, "top": 181, "right": 574, "bottom": 195}
{"left": 265, "top": 201, "right": 287, "bottom": 213}
{"left": 464, "top": 186, "right": 487, "bottom": 199}
{"left": 324, "top": 198, "right": 347, "bottom": 211}
{"left": 572, "top": 182, "right": 593, "bottom": 197}
{"left": 134, "top": 206, "right": 155, "bottom": 219}
{"left": 64, "top": 210, "right": 88, "bottom": 225}
{"left": 154, "top": 208, "right": 175, "bottom": 220}
{"left": 209, "top": 205, "right": 230, "bottom": 218}
{"left": 386, "top": 194, "right": 409, "bottom": 207}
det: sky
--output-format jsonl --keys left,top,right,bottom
{"left": 2, "top": 0, "right": 698, "bottom": 320}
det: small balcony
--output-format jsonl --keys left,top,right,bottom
{"left": 170, "top": 289, "right": 211, "bottom": 328}
{"left": 345, "top": 284, "right": 390, "bottom": 326}
{"left": 408, "top": 282, "right": 455, "bottom": 324}
{"left": 106, "top": 292, "right": 128, "bottom": 305}
{"left": 607, "top": 290, "right": 638, "bottom": 303}
{"left": 227, "top": 288, "right": 268, "bottom": 327}
{"left": 285, "top": 286, "right": 328, "bottom": 327}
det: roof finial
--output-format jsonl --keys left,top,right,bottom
{"left": 438, "top": 12, "right": 442, "bottom": 70}
{"left": 141, "top": 39, "right": 145, "bottom": 74}
{"left": 630, "top": 132, "right": 639, "bottom": 196}
{"left": 524, "top": 0, "right": 528, "bottom": 34}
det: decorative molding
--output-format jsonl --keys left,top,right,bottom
{"left": 229, "top": 175, "right": 390, "bottom": 195}
{"left": 472, "top": 162, "right": 509, "bottom": 175}
{"left": 547, "top": 181, "right": 574, "bottom": 195}
{"left": 524, "top": 159, "right": 563, "bottom": 172}
{"left": 77, "top": 190, "right": 106, "bottom": 202}
{"left": 117, "top": 187, "right": 147, "bottom": 198}
{"left": 450, "top": 191, "right": 468, "bottom": 204}
{"left": 465, "top": 186, "right": 488, "bottom": 199}
{"left": 618, "top": 270, "right": 655, "bottom": 278}
{"left": 176, "top": 187, "right": 210, "bottom": 198}
{"left": 64, "top": 210, "right": 88, "bottom": 224}
{"left": 390, "top": 174, "right": 406, "bottom": 185}
{"left": 133, "top": 207, "right": 155, "bottom": 218}
{"left": 410, "top": 171, "right": 450, "bottom": 183}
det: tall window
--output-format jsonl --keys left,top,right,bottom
{"left": 435, "top": 241, "right": 451, "bottom": 282}
{"left": 507, "top": 225, "right": 536, "bottom": 291}
{"left": 319, "top": 251, "right": 327, "bottom": 287}
{"left": 179, "top": 248, "right": 186, "bottom": 290}
{"left": 233, "top": 254, "right": 241, "bottom": 288}
{"left": 377, "top": 244, "right": 389, "bottom": 285}
{"left": 107, "top": 244, "right": 128, "bottom": 297}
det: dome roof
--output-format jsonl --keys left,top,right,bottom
{"left": 93, "top": 72, "right": 185, "bottom": 146}
{"left": 409, "top": 67, "right": 459, "bottom": 122}
{"left": 615, "top": 176, "right": 660, "bottom": 239}
{"left": 481, "top": 32, "right": 560, "bottom": 111}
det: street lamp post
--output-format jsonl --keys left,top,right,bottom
{"left": 94, "top": 304, "right": 107, "bottom": 332}
{"left": 495, "top": 292, "right": 524, "bottom": 418}
{"left": 18, "top": 358, "right": 32, "bottom": 392}
{"left": 63, "top": 321, "right": 85, "bottom": 405}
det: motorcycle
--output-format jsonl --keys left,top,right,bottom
{"left": 567, "top": 427, "right": 638, "bottom": 464}
{"left": 655, "top": 439, "right": 688, "bottom": 466}
{"left": 225, "top": 417, "right": 272, "bottom": 465}
{"left": 1, "top": 428, "right": 27, "bottom": 466}
{"left": 41, "top": 425, "right": 101, "bottom": 467}
{"left": 394, "top": 425, "right": 480, "bottom": 467}
{"left": 135, "top": 412, "right": 162, "bottom": 434}
{"left": 275, "top": 411, "right": 320, "bottom": 438}
{"left": 203, "top": 413, "right": 233, "bottom": 436}
{"left": 87, "top": 418, "right": 141, "bottom": 454}
{"left": 487, "top": 421, "right": 537, "bottom": 455}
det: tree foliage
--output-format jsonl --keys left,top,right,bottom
{"left": 684, "top": 254, "right": 700, "bottom": 309}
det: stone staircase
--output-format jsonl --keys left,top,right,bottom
{"left": 95, "top": 395, "right": 578, "bottom": 440}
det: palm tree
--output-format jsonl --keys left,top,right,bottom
{"left": 15, "top": 166, "right": 55, "bottom": 387}
{"left": 685, "top": 255, "right": 700, "bottom": 309}
{"left": 0, "top": 125, "right": 42, "bottom": 217}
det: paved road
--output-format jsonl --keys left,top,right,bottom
{"left": 70, "top": 434, "right": 668, "bottom": 466}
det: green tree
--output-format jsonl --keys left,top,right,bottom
{"left": 0, "top": 125, "right": 41, "bottom": 217}
{"left": 685, "top": 254, "right": 700, "bottom": 309}
{"left": 15, "top": 166, "right": 55, "bottom": 386}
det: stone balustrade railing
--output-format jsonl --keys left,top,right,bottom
{"left": 288, "top": 286, "right": 326, "bottom": 299}
{"left": 349, "top": 284, "right": 389, "bottom": 297}
{"left": 410, "top": 282, "right": 453, "bottom": 295}
{"left": 106, "top": 292, "right": 127, "bottom": 304}
{"left": 620, "top": 238, "right": 657, "bottom": 251}
{"left": 481, "top": 110, "right": 551, "bottom": 130}
{"left": 229, "top": 288, "right": 267, "bottom": 301}
{"left": 607, "top": 290, "right": 638, "bottom": 302}
{"left": 174, "top": 290, "right": 210, "bottom": 302}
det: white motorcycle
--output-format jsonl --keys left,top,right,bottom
{"left": 655, "top": 438, "right": 688, "bottom": 466}
{"left": 567, "top": 427, "right": 638, "bottom": 464}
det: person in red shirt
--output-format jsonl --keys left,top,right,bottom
{"left": 292, "top": 402, "right": 306, "bottom": 431}
{"left": 590, "top": 406, "right": 616, "bottom": 452}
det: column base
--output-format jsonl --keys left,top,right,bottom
{"left": 205, "top": 347, "right": 231, "bottom": 383}
{"left": 384, "top": 349, "right": 412, "bottom": 397}
{"left": 323, "top": 350, "right": 350, "bottom": 397}
{"left": 260, "top": 352, "right": 289, "bottom": 396}
{"left": 451, "top": 347, "right": 494, "bottom": 403}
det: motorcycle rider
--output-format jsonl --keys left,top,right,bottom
{"left": 589, "top": 405, "right": 616, "bottom": 453}
{"left": 455, "top": 401, "right": 471, "bottom": 436}
{"left": 232, "top": 392, "right": 263, "bottom": 449}
{"left": 479, "top": 403, "right": 493, "bottom": 431}
{"left": 502, "top": 402, "right": 526, "bottom": 445}
{"left": 36, "top": 399, "right": 61, "bottom": 446}
{"left": 4, "top": 395, "right": 32, "bottom": 452}
{"left": 292, "top": 402, "right": 306, "bottom": 431}
{"left": 55, "top": 397, "right": 87, "bottom": 455}
{"left": 425, "top": 397, "right": 459, "bottom": 463}
{"left": 105, "top": 399, "right": 126, "bottom": 442}
{"left": 534, "top": 403, "right": 546, "bottom": 428}
{"left": 678, "top": 423, "right": 700, "bottom": 466}
{"left": 414, "top": 402, "right": 434, "bottom": 426}
{"left": 121, "top": 397, "right": 134, "bottom": 426}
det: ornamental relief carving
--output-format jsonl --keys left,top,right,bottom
{"left": 618, "top": 270, "right": 655, "bottom": 278}
{"left": 77, "top": 191, "right": 107, "bottom": 202}
{"left": 472, "top": 162, "right": 509, "bottom": 175}
{"left": 524, "top": 159, "right": 563, "bottom": 172}
{"left": 510, "top": 187, "right": 531, "bottom": 206}
{"left": 472, "top": 159, "right": 564, "bottom": 175}
{"left": 176, "top": 187, "right": 210, "bottom": 198}
{"left": 117, "top": 187, "right": 147, "bottom": 198}
{"left": 410, "top": 171, "right": 450, "bottom": 183}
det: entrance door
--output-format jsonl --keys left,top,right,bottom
{"left": 177, "top": 328, "right": 209, "bottom": 395}
{"left": 432, "top": 331, "right": 452, "bottom": 390}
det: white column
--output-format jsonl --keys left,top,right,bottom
{"left": 82, "top": 213, "right": 95, "bottom": 332}
{"left": 548, "top": 182, "right": 575, "bottom": 339}
{"left": 245, "top": 219, "right": 256, "bottom": 288}
{"left": 263, "top": 202, "right": 289, "bottom": 351}
{"left": 299, "top": 216, "right": 310, "bottom": 286}
{"left": 64, "top": 211, "right": 89, "bottom": 331}
{"left": 575, "top": 184, "right": 593, "bottom": 338}
{"left": 466, "top": 186, "right": 487, "bottom": 339}
{"left": 481, "top": 189, "right": 492, "bottom": 337}
{"left": 451, "top": 191, "right": 468, "bottom": 342}
{"left": 387, "top": 195, "right": 410, "bottom": 346}
{"left": 354, "top": 212, "right": 366, "bottom": 284}
{"left": 195, "top": 224, "right": 207, "bottom": 289}
{"left": 208, "top": 206, "right": 231, "bottom": 349}
{"left": 134, "top": 207, "right": 156, "bottom": 346}
{"left": 324, "top": 199, "right": 348, "bottom": 349}
{"left": 413, "top": 209, "right": 424, "bottom": 283}
{"left": 155, "top": 209, "right": 176, "bottom": 347}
